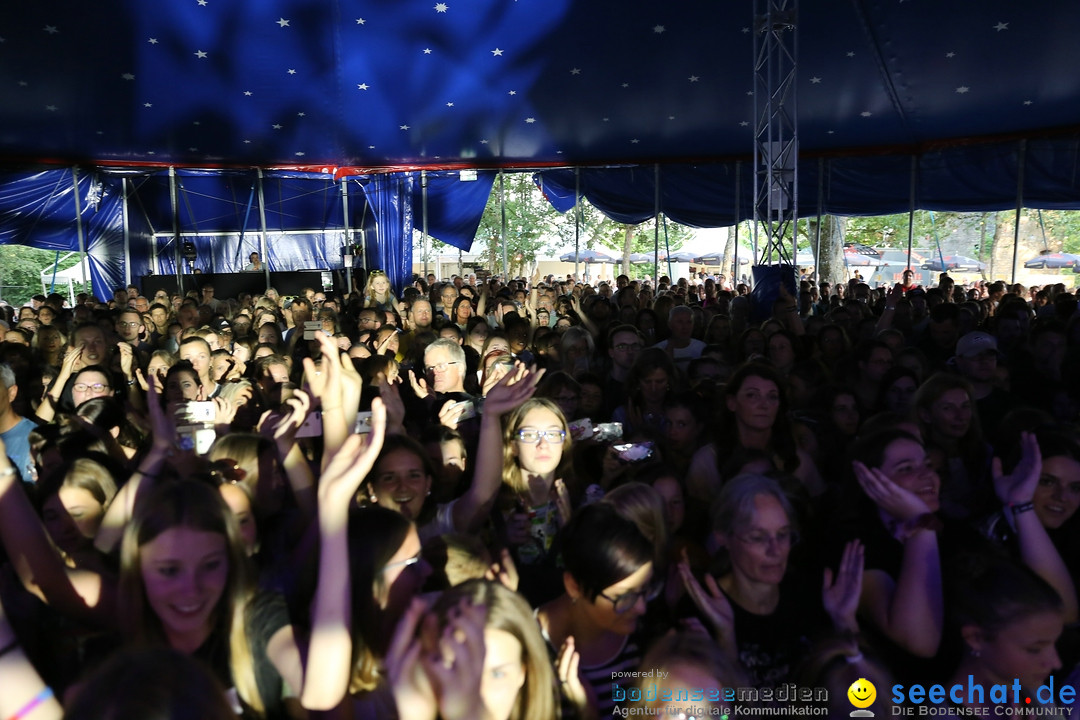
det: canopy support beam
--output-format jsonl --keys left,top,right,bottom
{"left": 907, "top": 155, "right": 916, "bottom": 276}
{"left": 72, "top": 167, "right": 89, "bottom": 292}
{"left": 169, "top": 167, "right": 182, "bottom": 296}
{"left": 122, "top": 177, "right": 132, "bottom": 287}
{"left": 421, "top": 170, "right": 429, "bottom": 278}
{"left": 499, "top": 170, "right": 508, "bottom": 279}
{"left": 342, "top": 178, "right": 353, "bottom": 294}
{"left": 256, "top": 168, "right": 271, "bottom": 291}
{"left": 1011, "top": 139, "right": 1027, "bottom": 286}
{"left": 574, "top": 168, "right": 581, "bottom": 279}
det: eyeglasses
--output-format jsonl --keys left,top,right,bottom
{"left": 370, "top": 270, "right": 386, "bottom": 277}
{"left": 117, "top": 321, "right": 141, "bottom": 328}
{"left": 210, "top": 459, "right": 248, "bottom": 484}
{"left": 515, "top": 429, "right": 566, "bottom": 444}
{"left": 425, "top": 361, "right": 460, "bottom": 374}
{"left": 382, "top": 552, "right": 421, "bottom": 574}
{"left": 73, "top": 383, "right": 110, "bottom": 393}
{"left": 613, "top": 342, "right": 643, "bottom": 352}
{"left": 599, "top": 578, "right": 662, "bottom": 614}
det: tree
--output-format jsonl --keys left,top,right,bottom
{"left": 0, "top": 246, "right": 88, "bottom": 306}
{"left": 473, "top": 173, "right": 564, "bottom": 276}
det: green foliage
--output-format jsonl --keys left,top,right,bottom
{"left": 0, "top": 246, "right": 88, "bottom": 306}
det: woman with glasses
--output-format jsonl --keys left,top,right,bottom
{"left": 492, "top": 396, "right": 572, "bottom": 605}
{"left": 677, "top": 473, "right": 863, "bottom": 689}
{"left": 38, "top": 364, "right": 119, "bottom": 421}
{"left": 536, "top": 502, "right": 658, "bottom": 718}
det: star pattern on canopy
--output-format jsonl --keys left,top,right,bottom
{"left": 0, "top": 1, "right": 1075, "bottom": 169}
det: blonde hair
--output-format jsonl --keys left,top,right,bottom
{"left": 363, "top": 271, "right": 396, "bottom": 307}
{"left": 430, "top": 580, "right": 557, "bottom": 720}
{"left": 118, "top": 481, "right": 264, "bottom": 715}
{"left": 500, "top": 398, "right": 572, "bottom": 500}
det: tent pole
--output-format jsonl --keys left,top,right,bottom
{"left": 72, "top": 167, "right": 89, "bottom": 293}
{"left": 653, "top": 165, "right": 660, "bottom": 288}
{"left": 734, "top": 161, "right": 741, "bottom": 287}
{"left": 907, "top": 156, "right": 916, "bottom": 278}
{"left": 814, "top": 158, "right": 823, "bottom": 285}
{"left": 170, "top": 167, "right": 182, "bottom": 297}
{"left": 574, "top": 168, "right": 581, "bottom": 280}
{"left": 499, "top": 171, "right": 508, "bottom": 279}
{"left": 122, "top": 177, "right": 132, "bottom": 287}
{"left": 422, "top": 170, "right": 429, "bottom": 278}
{"left": 256, "top": 168, "right": 271, "bottom": 292}
{"left": 1011, "top": 140, "right": 1027, "bottom": 286}
{"left": 341, "top": 178, "right": 353, "bottom": 295}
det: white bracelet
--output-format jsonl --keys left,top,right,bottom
{"left": 0, "top": 467, "right": 17, "bottom": 479}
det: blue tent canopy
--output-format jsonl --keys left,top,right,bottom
{"left": 1, "top": 1, "right": 1080, "bottom": 296}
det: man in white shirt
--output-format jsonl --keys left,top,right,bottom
{"left": 652, "top": 305, "right": 705, "bottom": 370}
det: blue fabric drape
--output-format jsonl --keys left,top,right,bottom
{"left": 410, "top": 170, "right": 496, "bottom": 251}
{"left": 362, "top": 173, "right": 414, "bottom": 293}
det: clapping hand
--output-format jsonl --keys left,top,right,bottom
{"left": 992, "top": 431, "right": 1041, "bottom": 506}
{"left": 822, "top": 540, "right": 864, "bottom": 634}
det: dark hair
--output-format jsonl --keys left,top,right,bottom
{"left": 63, "top": 647, "right": 236, "bottom": 720}
{"left": 848, "top": 428, "right": 922, "bottom": 471}
{"left": 559, "top": 503, "right": 652, "bottom": 602}
{"left": 953, "top": 556, "right": 1063, "bottom": 638}
{"left": 347, "top": 505, "right": 414, "bottom": 692}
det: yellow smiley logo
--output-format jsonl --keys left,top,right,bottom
{"left": 847, "top": 678, "right": 876, "bottom": 709}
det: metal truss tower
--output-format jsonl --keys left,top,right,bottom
{"left": 752, "top": 0, "right": 798, "bottom": 266}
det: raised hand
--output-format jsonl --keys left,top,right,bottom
{"left": 992, "top": 431, "right": 1042, "bottom": 506}
{"left": 421, "top": 600, "right": 488, "bottom": 720}
{"left": 484, "top": 547, "right": 519, "bottom": 592}
{"left": 437, "top": 400, "right": 468, "bottom": 430}
{"left": 822, "top": 540, "right": 864, "bottom": 634}
{"left": 852, "top": 461, "right": 931, "bottom": 523}
{"left": 483, "top": 364, "right": 544, "bottom": 417}
{"left": 317, "top": 398, "right": 387, "bottom": 511}
{"left": 408, "top": 369, "right": 430, "bottom": 400}
{"left": 555, "top": 636, "right": 592, "bottom": 717}
{"left": 678, "top": 558, "right": 736, "bottom": 658}
{"left": 386, "top": 598, "right": 438, "bottom": 720}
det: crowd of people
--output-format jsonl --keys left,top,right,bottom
{"left": 0, "top": 266, "right": 1078, "bottom": 719}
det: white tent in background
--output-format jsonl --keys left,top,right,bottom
{"left": 40, "top": 254, "right": 90, "bottom": 306}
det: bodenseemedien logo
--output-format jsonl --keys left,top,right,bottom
{"left": 847, "top": 678, "right": 876, "bottom": 717}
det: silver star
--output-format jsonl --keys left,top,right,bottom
{"left": 653, "top": 25, "right": 665, "bottom": 34}
{"left": 197, "top": 0, "right": 208, "bottom": 6}
{"left": 1023, "top": 100, "right": 1033, "bottom": 105}
{"left": 434, "top": 3, "right": 448, "bottom": 12}
{"left": 144, "top": 103, "right": 153, "bottom": 108}
{"left": 369, "top": 145, "right": 375, "bottom": 149}
{"left": 631, "top": 139, "right": 639, "bottom": 144}
{"left": 295, "top": 151, "right": 305, "bottom": 156}
{"left": 480, "top": 139, "right": 488, "bottom": 144}
{"left": 44, "top": 25, "right": 58, "bottom": 34}
{"left": 446, "top": 102, "right": 454, "bottom": 107}
{"left": 148, "top": 37, "right": 158, "bottom": 44}
{"left": 244, "top": 140, "right": 252, "bottom": 144}
{"left": 742, "top": 27, "right": 750, "bottom": 33}
{"left": 423, "top": 48, "right": 432, "bottom": 54}
{"left": 746, "top": 90, "right": 753, "bottom": 96}
{"left": 739, "top": 121, "right": 749, "bottom": 127}
{"left": 400, "top": 124, "right": 410, "bottom": 130}
{"left": 244, "top": 91, "right": 253, "bottom": 96}
{"left": 508, "top": 90, "right": 516, "bottom": 95}
{"left": 273, "top": 124, "right": 282, "bottom": 129}
{"left": 288, "top": 69, "right": 297, "bottom": 75}
{"left": 525, "top": 117, "right": 536, "bottom": 123}
{"left": 147, "top": 151, "right": 155, "bottom": 155}
{"left": 491, "top": 48, "right": 503, "bottom": 56}
{"left": 277, "top": 18, "right": 290, "bottom": 28}
{"left": 668, "top": 115, "right": 675, "bottom": 120}
{"left": 195, "top": 50, "right": 208, "bottom": 58}
{"left": 946, "top": 52, "right": 956, "bottom": 58}
{"left": 17, "top": 81, "right": 27, "bottom": 86}
{"left": 298, "top": 112, "right": 306, "bottom": 116}
{"left": 357, "top": 83, "right": 369, "bottom": 90}
{"left": 570, "top": 68, "right": 581, "bottom": 75}
{"left": 356, "top": 18, "right": 366, "bottom": 24}
{"left": 193, "top": 121, "right": 201, "bottom": 125}
{"left": 556, "top": 150, "right": 563, "bottom": 154}
{"left": 846, "top": 51, "right": 855, "bottom": 57}
{"left": 96, "top": 130, "right": 103, "bottom": 135}
{"left": 622, "top": 82, "right": 630, "bottom": 88}
{"left": 827, "top": 130, "right": 834, "bottom": 134}
{"left": 860, "top": 111, "right": 872, "bottom": 117}
{"left": 45, "top": 105, "right": 57, "bottom": 111}
{"left": 188, "top": 147, "right": 198, "bottom": 152}
{"left": 688, "top": 75, "right": 699, "bottom": 82}
{"left": 810, "top": 76, "right": 821, "bottom": 84}
{"left": 602, "top": 117, "right": 610, "bottom": 122}
{"left": 994, "top": 21, "right": 1008, "bottom": 31}
{"left": 122, "top": 73, "right": 135, "bottom": 80}
{"left": 956, "top": 86, "right": 969, "bottom": 94}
